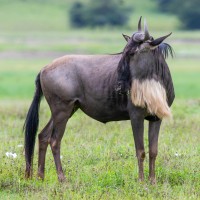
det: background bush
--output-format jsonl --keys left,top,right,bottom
{"left": 155, "top": 0, "right": 200, "bottom": 29}
{"left": 69, "top": 0, "right": 131, "bottom": 27}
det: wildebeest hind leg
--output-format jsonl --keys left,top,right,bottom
{"left": 50, "top": 101, "right": 75, "bottom": 182}
{"left": 38, "top": 118, "right": 53, "bottom": 180}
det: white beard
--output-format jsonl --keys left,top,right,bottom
{"left": 131, "top": 79, "right": 171, "bottom": 119}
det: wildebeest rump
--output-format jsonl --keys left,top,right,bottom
{"left": 24, "top": 17, "right": 175, "bottom": 184}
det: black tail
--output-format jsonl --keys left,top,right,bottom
{"left": 24, "top": 73, "right": 43, "bottom": 177}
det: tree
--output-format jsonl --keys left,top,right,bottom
{"left": 69, "top": 2, "right": 87, "bottom": 27}
{"left": 155, "top": 0, "right": 200, "bottom": 29}
{"left": 155, "top": 0, "right": 174, "bottom": 13}
{"left": 69, "top": 0, "right": 132, "bottom": 28}
{"left": 176, "top": 0, "right": 200, "bottom": 29}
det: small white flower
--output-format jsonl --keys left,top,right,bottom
{"left": 60, "top": 155, "right": 63, "bottom": 159}
{"left": 12, "top": 153, "right": 17, "bottom": 158}
{"left": 6, "top": 152, "right": 17, "bottom": 159}
{"left": 17, "top": 144, "right": 23, "bottom": 148}
{"left": 6, "top": 152, "right": 11, "bottom": 157}
{"left": 175, "top": 152, "right": 179, "bottom": 157}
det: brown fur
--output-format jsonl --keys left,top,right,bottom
{"left": 131, "top": 79, "right": 171, "bottom": 119}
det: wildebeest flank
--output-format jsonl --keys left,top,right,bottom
{"left": 24, "top": 17, "right": 175, "bottom": 184}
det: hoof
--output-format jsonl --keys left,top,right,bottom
{"left": 149, "top": 177, "right": 157, "bottom": 185}
{"left": 138, "top": 175, "right": 144, "bottom": 183}
{"left": 37, "top": 172, "right": 44, "bottom": 181}
{"left": 58, "top": 174, "right": 66, "bottom": 183}
{"left": 25, "top": 170, "right": 32, "bottom": 179}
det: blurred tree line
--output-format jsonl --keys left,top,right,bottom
{"left": 69, "top": 0, "right": 131, "bottom": 27}
{"left": 156, "top": 0, "right": 200, "bottom": 29}
{"left": 69, "top": 0, "right": 200, "bottom": 30}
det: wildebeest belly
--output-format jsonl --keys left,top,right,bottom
{"left": 78, "top": 97, "right": 129, "bottom": 123}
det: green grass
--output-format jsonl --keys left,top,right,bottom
{"left": 1, "top": 30, "right": 200, "bottom": 54}
{"left": 169, "top": 58, "right": 200, "bottom": 99}
{"left": 0, "top": 1, "right": 68, "bottom": 31}
{"left": 0, "top": 99, "right": 199, "bottom": 199}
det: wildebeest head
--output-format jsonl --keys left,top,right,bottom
{"left": 117, "top": 17, "right": 175, "bottom": 119}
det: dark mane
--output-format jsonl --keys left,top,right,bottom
{"left": 116, "top": 42, "right": 138, "bottom": 93}
{"left": 156, "top": 43, "right": 174, "bottom": 59}
{"left": 116, "top": 54, "right": 131, "bottom": 93}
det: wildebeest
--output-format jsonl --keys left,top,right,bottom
{"left": 24, "top": 17, "right": 175, "bottom": 184}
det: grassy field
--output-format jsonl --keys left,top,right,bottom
{"left": 0, "top": 0, "right": 200, "bottom": 199}
{"left": 0, "top": 30, "right": 200, "bottom": 199}
{"left": 0, "top": 99, "right": 200, "bottom": 199}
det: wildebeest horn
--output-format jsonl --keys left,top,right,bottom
{"left": 138, "top": 16, "right": 142, "bottom": 31}
{"left": 144, "top": 19, "right": 150, "bottom": 40}
{"left": 150, "top": 32, "right": 172, "bottom": 46}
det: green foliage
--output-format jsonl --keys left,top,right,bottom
{"left": 176, "top": 0, "right": 200, "bottom": 29}
{"left": 69, "top": 0, "right": 132, "bottom": 27}
{"left": 69, "top": 2, "right": 87, "bottom": 27}
{"left": 155, "top": 0, "right": 174, "bottom": 13}
{"left": 155, "top": 0, "right": 200, "bottom": 29}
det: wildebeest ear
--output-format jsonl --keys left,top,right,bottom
{"left": 122, "top": 34, "right": 130, "bottom": 42}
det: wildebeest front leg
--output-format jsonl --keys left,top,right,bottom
{"left": 148, "top": 120, "right": 161, "bottom": 184}
{"left": 129, "top": 108, "right": 145, "bottom": 181}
